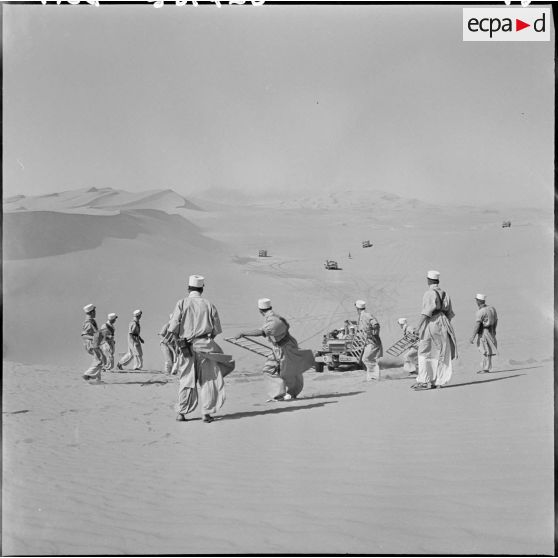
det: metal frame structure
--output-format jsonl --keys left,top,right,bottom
{"left": 224, "top": 336, "right": 274, "bottom": 359}
{"left": 385, "top": 332, "right": 419, "bottom": 357}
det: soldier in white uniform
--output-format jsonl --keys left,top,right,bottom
{"left": 355, "top": 300, "right": 383, "bottom": 381}
{"left": 397, "top": 317, "right": 418, "bottom": 375}
{"left": 100, "top": 313, "right": 118, "bottom": 371}
{"left": 414, "top": 270, "right": 458, "bottom": 390}
{"left": 81, "top": 304, "right": 104, "bottom": 381}
{"left": 236, "top": 298, "right": 314, "bottom": 401}
{"left": 169, "top": 275, "right": 234, "bottom": 423}
{"left": 470, "top": 294, "right": 498, "bottom": 373}
{"left": 117, "top": 309, "right": 144, "bottom": 371}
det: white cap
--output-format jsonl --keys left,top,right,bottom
{"left": 427, "top": 270, "right": 440, "bottom": 280}
{"left": 476, "top": 293, "right": 486, "bottom": 301}
{"left": 189, "top": 274, "right": 204, "bottom": 288}
{"left": 83, "top": 304, "right": 95, "bottom": 313}
{"left": 133, "top": 309, "right": 142, "bottom": 316}
{"left": 355, "top": 300, "right": 366, "bottom": 309}
{"left": 258, "top": 298, "right": 272, "bottom": 310}
{"left": 108, "top": 313, "right": 118, "bottom": 320}
{"left": 398, "top": 318, "right": 407, "bottom": 325}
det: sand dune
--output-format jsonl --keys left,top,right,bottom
{"left": 2, "top": 187, "right": 553, "bottom": 554}
{"left": 3, "top": 186, "right": 202, "bottom": 215}
{"left": 3, "top": 208, "right": 215, "bottom": 261}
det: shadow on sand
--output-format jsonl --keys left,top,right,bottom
{"left": 444, "top": 373, "right": 525, "bottom": 389}
{"left": 489, "top": 366, "right": 543, "bottom": 373}
{"left": 382, "top": 374, "right": 416, "bottom": 381}
{"left": 297, "top": 390, "right": 365, "bottom": 401}
{"left": 87, "top": 379, "right": 170, "bottom": 386}
{"left": 221, "top": 401, "right": 336, "bottom": 421}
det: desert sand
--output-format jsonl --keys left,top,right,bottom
{"left": 2, "top": 187, "right": 554, "bottom": 555}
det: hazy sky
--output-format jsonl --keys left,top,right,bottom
{"left": 3, "top": 3, "right": 554, "bottom": 207}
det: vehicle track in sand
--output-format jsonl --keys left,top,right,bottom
{"left": 229, "top": 238, "right": 413, "bottom": 349}
{"left": 295, "top": 237, "right": 412, "bottom": 345}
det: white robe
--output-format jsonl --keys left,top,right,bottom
{"left": 417, "top": 286, "right": 457, "bottom": 386}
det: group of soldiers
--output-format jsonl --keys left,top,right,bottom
{"left": 81, "top": 305, "right": 144, "bottom": 380}
{"left": 347, "top": 269, "right": 498, "bottom": 390}
{"left": 81, "top": 269, "right": 499, "bottom": 420}
{"left": 80, "top": 274, "right": 315, "bottom": 422}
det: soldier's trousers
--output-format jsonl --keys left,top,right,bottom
{"left": 118, "top": 340, "right": 143, "bottom": 369}
{"left": 83, "top": 344, "right": 104, "bottom": 379}
{"left": 101, "top": 341, "right": 115, "bottom": 370}
{"left": 363, "top": 343, "right": 381, "bottom": 381}
{"left": 160, "top": 342, "right": 174, "bottom": 374}
{"left": 480, "top": 354, "right": 493, "bottom": 372}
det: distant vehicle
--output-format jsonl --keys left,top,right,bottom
{"left": 362, "top": 240, "right": 373, "bottom": 248}
{"left": 314, "top": 324, "right": 366, "bottom": 372}
{"left": 324, "top": 260, "right": 340, "bottom": 270}
{"left": 258, "top": 249, "right": 268, "bottom": 257}
{"left": 502, "top": 221, "right": 511, "bottom": 228}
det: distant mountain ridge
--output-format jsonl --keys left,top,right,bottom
{"left": 250, "top": 189, "right": 434, "bottom": 211}
{"left": 208, "top": 187, "right": 549, "bottom": 216}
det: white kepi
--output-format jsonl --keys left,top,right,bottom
{"left": 83, "top": 303, "right": 95, "bottom": 313}
{"left": 476, "top": 293, "right": 486, "bottom": 301}
{"left": 133, "top": 309, "right": 142, "bottom": 316}
{"left": 258, "top": 298, "right": 272, "bottom": 310}
{"left": 189, "top": 274, "right": 205, "bottom": 288}
{"left": 427, "top": 270, "right": 440, "bottom": 280}
{"left": 355, "top": 300, "right": 366, "bottom": 309}
{"left": 108, "top": 313, "right": 118, "bottom": 320}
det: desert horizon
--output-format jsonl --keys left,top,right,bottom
{"left": 3, "top": 184, "right": 552, "bottom": 369}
